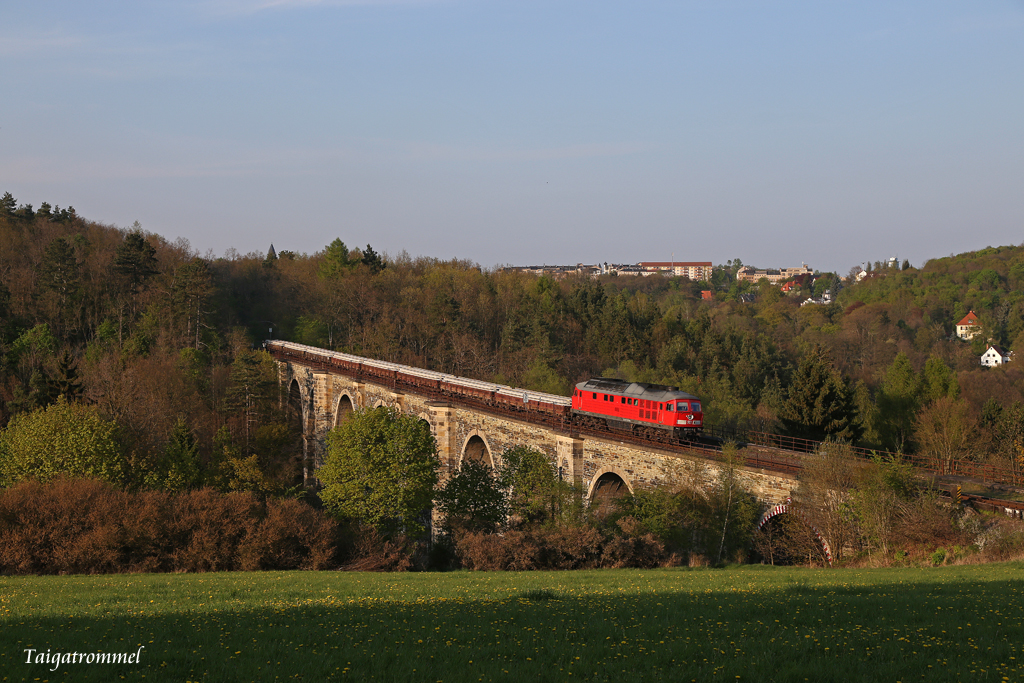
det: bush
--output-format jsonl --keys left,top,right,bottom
{"left": 454, "top": 530, "right": 537, "bottom": 571}
{"left": 601, "top": 518, "right": 668, "bottom": 569}
{"left": 239, "top": 498, "right": 339, "bottom": 571}
{"left": 0, "top": 478, "right": 340, "bottom": 574}
{"left": 451, "top": 520, "right": 669, "bottom": 571}
{"left": 534, "top": 525, "right": 604, "bottom": 569}
{"left": 340, "top": 525, "right": 413, "bottom": 572}
{"left": 0, "top": 478, "right": 125, "bottom": 574}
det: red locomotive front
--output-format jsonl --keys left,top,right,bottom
{"left": 571, "top": 378, "right": 703, "bottom": 436}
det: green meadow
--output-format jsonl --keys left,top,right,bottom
{"left": 2, "top": 564, "right": 1022, "bottom": 682}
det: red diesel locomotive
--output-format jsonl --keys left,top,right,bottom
{"left": 571, "top": 378, "right": 703, "bottom": 436}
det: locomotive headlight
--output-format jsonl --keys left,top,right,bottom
{"left": 687, "top": 414, "right": 693, "bottom": 420}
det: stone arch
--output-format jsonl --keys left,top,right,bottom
{"left": 587, "top": 467, "right": 633, "bottom": 518}
{"left": 333, "top": 393, "right": 355, "bottom": 427}
{"left": 586, "top": 466, "right": 634, "bottom": 500}
{"left": 416, "top": 412, "right": 434, "bottom": 436}
{"left": 461, "top": 432, "right": 494, "bottom": 468}
{"left": 287, "top": 375, "right": 315, "bottom": 488}
{"left": 757, "top": 498, "right": 833, "bottom": 566}
{"left": 287, "top": 378, "right": 305, "bottom": 431}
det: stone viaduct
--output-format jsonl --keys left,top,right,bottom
{"left": 269, "top": 342, "right": 798, "bottom": 509}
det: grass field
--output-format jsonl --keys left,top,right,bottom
{"left": 2, "top": 563, "right": 1022, "bottom": 682}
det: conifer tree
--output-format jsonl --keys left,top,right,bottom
{"left": 361, "top": 244, "right": 386, "bottom": 274}
{"left": 921, "top": 356, "right": 959, "bottom": 403}
{"left": 876, "top": 352, "right": 921, "bottom": 451}
{"left": 45, "top": 350, "right": 82, "bottom": 403}
{"left": 0, "top": 192, "right": 15, "bottom": 214}
{"left": 226, "top": 349, "right": 278, "bottom": 448}
{"left": 113, "top": 230, "right": 159, "bottom": 291}
{"left": 37, "top": 237, "right": 80, "bottom": 334}
{"left": 780, "top": 345, "right": 859, "bottom": 442}
{"left": 145, "top": 417, "right": 202, "bottom": 491}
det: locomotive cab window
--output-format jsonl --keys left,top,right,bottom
{"left": 692, "top": 402, "right": 701, "bottom": 412}
{"left": 593, "top": 393, "right": 597, "bottom": 400}
{"left": 677, "top": 401, "right": 689, "bottom": 411}
{"left": 665, "top": 403, "right": 673, "bottom": 411}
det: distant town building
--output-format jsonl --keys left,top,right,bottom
{"left": 981, "top": 344, "right": 1012, "bottom": 367}
{"left": 503, "top": 263, "right": 602, "bottom": 278}
{"left": 736, "top": 264, "right": 813, "bottom": 285}
{"left": 956, "top": 311, "right": 981, "bottom": 340}
{"left": 503, "top": 260, "right": 714, "bottom": 280}
{"left": 638, "top": 261, "right": 713, "bottom": 282}
{"left": 800, "top": 290, "right": 833, "bottom": 307}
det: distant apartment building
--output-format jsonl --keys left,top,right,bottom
{"left": 735, "top": 264, "right": 813, "bottom": 285}
{"left": 638, "top": 261, "right": 713, "bottom": 281}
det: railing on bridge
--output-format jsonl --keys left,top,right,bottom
{"left": 705, "top": 422, "right": 1022, "bottom": 486}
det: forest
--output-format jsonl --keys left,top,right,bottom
{"left": 1, "top": 191, "right": 1023, "bottom": 571}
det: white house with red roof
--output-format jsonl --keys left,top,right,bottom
{"left": 981, "top": 345, "right": 1012, "bottom": 367}
{"left": 956, "top": 310, "right": 981, "bottom": 340}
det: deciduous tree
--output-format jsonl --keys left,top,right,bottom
{"left": 225, "top": 349, "right": 278, "bottom": 448}
{"left": 498, "top": 445, "right": 564, "bottom": 526}
{"left": 436, "top": 458, "right": 508, "bottom": 534}
{"left": 0, "top": 396, "right": 125, "bottom": 486}
{"left": 915, "top": 396, "right": 977, "bottom": 473}
{"left": 171, "top": 258, "right": 213, "bottom": 349}
{"left": 318, "top": 406, "right": 438, "bottom": 537}
{"left": 796, "top": 440, "right": 859, "bottom": 563}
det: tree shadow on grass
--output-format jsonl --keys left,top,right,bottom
{"left": 3, "top": 574, "right": 1023, "bottom": 682}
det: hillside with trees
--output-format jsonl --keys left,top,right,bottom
{"left": 2, "top": 191, "right": 1024, "bottom": 487}
{"left": 2, "top": 191, "right": 1023, "bottom": 571}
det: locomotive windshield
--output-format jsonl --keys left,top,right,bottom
{"left": 691, "top": 401, "right": 701, "bottom": 412}
{"left": 677, "top": 401, "right": 688, "bottom": 411}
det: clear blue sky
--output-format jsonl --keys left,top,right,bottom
{"left": 3, "top": 1, "right": 1023, "bottom": 273}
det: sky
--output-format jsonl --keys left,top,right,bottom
{"left": 3, "top": 1, "right": 1023, "bottom": 274}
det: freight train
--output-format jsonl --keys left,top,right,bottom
{"left": 265, "top": 340, "right": 703, "bottom": 438}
